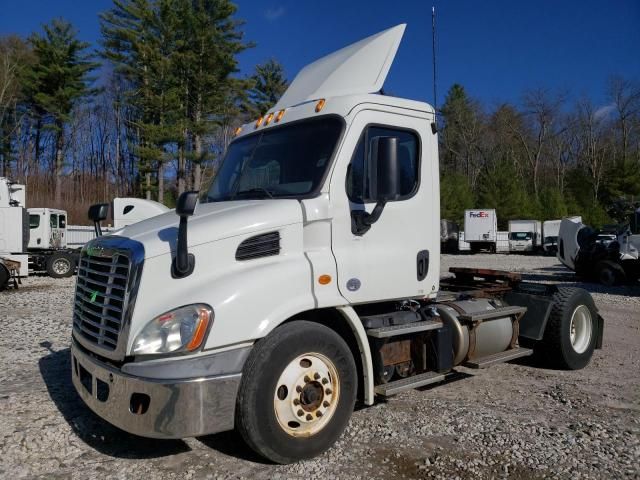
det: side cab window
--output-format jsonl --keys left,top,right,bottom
{"left": 346, "top": 125, "right": 419, "bottom": 203}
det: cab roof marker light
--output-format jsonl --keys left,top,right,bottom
{"left": 265, "top": 112, "right": 274, "bottom": 125}
{"left": 255, "top": 116, "right": 264, "bottom": 128}
{"left": 234, "top": 126, "right": 242, "bottom": 136}
{"left": 315, "top": 99, "right": 326, "bottom": 112}
{"left": 275, "top": 109, "right": 285, "bottom": 122}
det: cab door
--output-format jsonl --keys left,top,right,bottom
{"left": 329, "top": 109, "right": 439, "bottom": 303}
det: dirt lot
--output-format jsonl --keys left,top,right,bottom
{"left": 1, "top": 254, "right": 639, "bottom": 479}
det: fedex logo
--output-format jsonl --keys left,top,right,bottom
{"left": 469, "top": 211, "right": 489, "bottom": 218}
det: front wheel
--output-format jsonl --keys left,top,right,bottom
{"left": 536, "top": 287, "right": 598, "bottom": 370}
{"left": 235, "top": 321, "right": 357, "bottom": 464}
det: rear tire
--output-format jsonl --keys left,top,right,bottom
{"left": 0, "top": 265, "right": 9, "bottom": 291}
{"left": 46, "top": 252, "right": 74, "bottom": 278}
{"left": 235, "top": 321, "right": 357, "bottom": 464}
{"left": 536, "top": 287, "right": 598, "bottom": 370}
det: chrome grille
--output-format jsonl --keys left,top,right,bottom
{"left": 73, "top": 252, "right": 130, "bottom": 350}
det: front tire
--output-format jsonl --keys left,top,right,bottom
{"left": 537, "top": 287, "right": 598, "bottom": 370}
{"left": 235, "top": 321, "right": 357, "bottom": 464}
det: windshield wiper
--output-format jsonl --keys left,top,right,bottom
{"left": 234, "top": 187, "right": 276, "bottom": 199}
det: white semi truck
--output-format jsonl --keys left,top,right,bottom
{"left": 508, "top": 219, "right": 542, "bottom": 253}
{"left": 464, "top": 209, "right": 498, "bottom": 253}
{"left": 70, "top": 25, "right": 604, "bottom": 464}
{"left": 543, "top": 217, "right": 582, "bottom": 255}
{"left": 0, "top": 177, "right": 169, "bottom": 289}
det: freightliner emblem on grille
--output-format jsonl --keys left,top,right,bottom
{"left": 90, "top": 290, "right": 99, "bottom": 303}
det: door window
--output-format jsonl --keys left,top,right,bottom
{"left": 347, "top": 126, "right": 419, "bottom": 203}
{"left": 59, "top": 215, "right": 66, "bottom": 228}
{"left": 29, "top": 215, "right": 40, "bottom": 229}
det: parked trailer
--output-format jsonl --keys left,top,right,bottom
{"left": 459, "top": 231, "right": 509, "bottom": 252}
{"left": 70, "top": 25, "right": 604, "bottom": 464}
{"left": 464, "top": 209, "right": 498, "bottom": 253}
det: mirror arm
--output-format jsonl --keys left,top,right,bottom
{"left": 351, "top": 200, "right": 387, "bottom": 236}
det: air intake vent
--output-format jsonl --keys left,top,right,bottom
{"left": 236, "top": 232, "right": 281, "bottom": 261}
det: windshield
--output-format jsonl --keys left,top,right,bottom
{"left": 544, "top": 236, "right": 558, "bottom": 244}
{"left": 509, "top": 232, "right": 532, "bottom": 241}
{"left": 204, "top": 117, "right": 343, "bottom": 202}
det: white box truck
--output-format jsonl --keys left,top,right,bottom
{"left": 508, "top": 220, "right": 542, "bottom": 253}
{"left": 464, "top": 209, "right": 498, "bottom": 253}
{"left": 69, "top": 25, "right": 604, "bottom": 464}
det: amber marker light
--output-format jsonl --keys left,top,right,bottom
{"left": 255, "top": 116, "right": 264, "bottom": 128}
{"left": 265, "top": 112, "right": 274, "bottom": 125}
{"left": 318, "top": 274, "right": 332, "bottom": 285}
{"left": 186, "top": 307, "right": 212, "bottom": 351}
{"left": 275, "top": 109, "right": 285, "bottom": 122}
{"left": 234, "top": 126, "right": 242, "bottom": 136}
{"left": 315, "top": 99, "right": 326, "bottom": 112}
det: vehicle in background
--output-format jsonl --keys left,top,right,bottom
{"left": 0, "top": 176, "right": 170, "bottom": 289}
{"left": 557, "top": 213, "right": 640, "bottom": 286}
{"left": 543, "top": 217, "right": 582, "bottom": 255}
{"left": 440, "top": 219, "right": 459, "bottom": 253}
{"left": 69, "top": 25, "right": 604, "bottom": 464}
{"left": 508, "top": 220, "right": 541, "bottom": 253}
{"left": 464, "top": 209, "right": 497, "bottom": 253}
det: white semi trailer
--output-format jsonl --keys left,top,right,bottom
{"left": 464, "top": 209, "right": 498, "bottom": 253}
{"left": 508, "top": 219, "right": 542, "bottom": 253}
{"left": 70, "top": 25, "right": 604, "bottom": 464}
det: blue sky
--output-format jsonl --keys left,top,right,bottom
{"left": 1, "top": 0, "right": 639, "bottom": 109}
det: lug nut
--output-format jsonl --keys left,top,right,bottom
{"left": 325, "top": 388, "right": 332, "bottom": 395}
{"left": 323, "top": 401, "right": 330, "bottom": 407}
{"left": 322, "top": 378, "right": 329, "bottom": 385}
{"left": 296, "top": 385, "right": 302, "bottom": 393}
{"left": 316, "top": 411, "right": 323, "bottom": 417}
{"left": 314, "top": 372, "right": 321, "bottom": 380}
{"left": 304, "top": 375, "right": 311, "bottom": 383}
{"left": 293, "top": 398, "right": 300, "bottom": 406}
{"left": 306, "top": 414, "right": 313, "bottom": 421}
{"left": 297, "top": 409, "right": 304, "bottom": 417}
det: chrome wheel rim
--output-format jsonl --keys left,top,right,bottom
{"left": 53, "top": 259, "right": 70, "bottom": 275}
{"left": 274, "top": 352, "right": 339, "bottom": 437}
{"left": 569, "top": 305, "right": 592, "bottom": 354}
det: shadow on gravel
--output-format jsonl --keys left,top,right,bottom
{"left": 38, "top": 344, "right": 191, "bottom": 459}
{"left": 197, "top": 430, "right": 269, "bottom": 464}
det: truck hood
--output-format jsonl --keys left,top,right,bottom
{"left": 112, "top": 200, "right": 303, "bottom": 259}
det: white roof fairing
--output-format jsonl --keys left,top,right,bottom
{"left": 273, "top": 24, "right": 406, "bottom": 110}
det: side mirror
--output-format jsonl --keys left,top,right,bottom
{"left": 351, "top": 136, "right": 400, "bottom": 236}
{"left": 172, "top": 191, "right": 199, "bottom": 278}
{"left": 370, "top": 136, "right": 401, "bottom": 202}
{"left": 88, "top": 203, "right": 109, "bottom": 237}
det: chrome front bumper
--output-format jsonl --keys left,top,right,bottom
{"left": 71, "top": 342, "right": 242, "bottom": 439}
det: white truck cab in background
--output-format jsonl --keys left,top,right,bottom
{"left": 464, "top": 209, "right": 498, "bottom": 253}
{"left": 112, "top": 197, "right": 169, "bottom": 229}
{"left": 508, "top": 220, "right": 541, "bottom": 253}
{"left": 70, "top": 24, "right": 603, "bottom": 464}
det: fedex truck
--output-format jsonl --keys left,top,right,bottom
{"left": 464, "top": 209, "right": 498, "bottom": 253}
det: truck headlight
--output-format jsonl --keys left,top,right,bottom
{"left": 133, "top": 304, "right": 213, "bottom": 355}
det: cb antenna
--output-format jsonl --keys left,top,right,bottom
{"left": 431, "top": 6, "right": 438, "bottom": 133}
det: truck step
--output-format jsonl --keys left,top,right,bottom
{"left": 366, "top": 319, "right": 443, "bottom": 338}
{"left": 458, "top": 305, "right": 527, "bottom": 323}
{"left": 374, "top": 371, "right": 446, "bottom": 396}
{"left": 463, "top": 347, "right": 533, "bottom": 369}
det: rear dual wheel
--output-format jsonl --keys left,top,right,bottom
{"left": 235, "top": 321, "right": 357, "bottom": 464}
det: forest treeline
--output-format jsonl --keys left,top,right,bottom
{"left": 0, "top": 1, "right": 639, "bottom": 226}
{"left": 439, "top": 82, "right": 640, "bottom": 228}
{"left": 0, "top": 0, "right": 287, "bottom": 222}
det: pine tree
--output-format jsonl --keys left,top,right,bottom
{"left": 26, "top": 19, "right": 97, "bottom": 204}
{"left": 244, "top": 59, "right": 288, "bottom": 117}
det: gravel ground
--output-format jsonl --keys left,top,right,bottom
{"left": 1, "top": 254, "right": 639, "bottom": 479}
